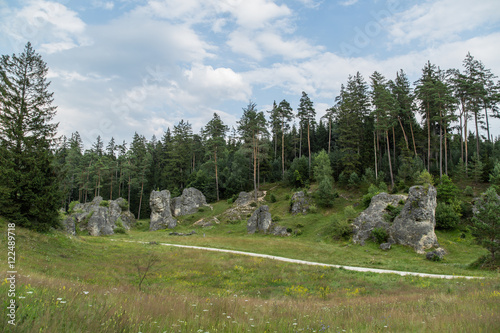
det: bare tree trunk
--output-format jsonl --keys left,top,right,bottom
{"left": 409, "top": 120, "right": 417, "bottom": 157}
{"left": 439, "top": 114, "right": 443, "bottom": 179}
{"left": 386, "top": 130, "right": 394, "bottom": 188}
{"left": 138, "top": 181, "right": 143, "bottom": 220}
{"left": 253, "top": 136, "right": 258, "bottom": 203}
{"left": 474, "top": 110, "right": 480, "bottom": 158}
{"left": 215, "top": 150, "right": 219, "bottom": 201}
{"left": 282, "top": 123, "right": 285, "bottom": 179}
{"left": 308, "top": 122, "right": 312, "bottom": 176}
{"left": 328, "top": 119, "right": 332, "bottom": 154}
{"left": 427, "top": 102, "right": 431, "bottom": 172}
{"left": 374, "top": 131, "right": 378, "bottom": 180}
{"left": 484, "top": 104, "right": 491, "bottom": 142}
{"left": 398, "top": 116, "right": 409, "bottom": 151}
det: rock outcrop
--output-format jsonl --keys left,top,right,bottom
{"left": 149, "top": 190, "right": 177, "bottom": 231}
{"left": 388, "top": 186, "right": 439, "bottom": 254}
{"left": 247, "top": 205, "right": 272, "bottom": 234}
{"left": 171, "top": 187, "right": 207, "bottom": 217}
{"left": 193, "top": 217, "right": 220, "bottom": 228}
{"left": 352, "top": 193, "right": 407, "bottom": 245}
{"left": 290, "top": 191, "right": 310, "bottom": 215}
{"left": 221, "top": 191, "right": 266, "bottom": 222}
{"left": 426, "top": 247, "right": 446, "bottom": 261}
{"left": 63, "top": 196, "right": 136, "bottom": 236}
{"left": 353, "top": 185, "right": 440, "bottom": 254}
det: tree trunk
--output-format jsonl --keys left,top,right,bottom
{"left": 484, "top": 104, "right": 491, "bottom": 142}
{"left": 299, "top": 126, "right": 302, "bottom": 158}
{"left": 215, "top": 150, "right": 219, "bottom": 201}
{"left": 386, "top": 130, "right": 394, "bottom": 188}
{"left": 464, "top": 107, "right": 469, "bottom": 175}
{"left": 427, "top": 102, "right": 431, "bottom": 172}
{"left": 474, "top": 110, "right": 480, "bottom": 158}
{"left": 110, "top": 170, "right": 113, "bottom": 200}
{"left": 439, "top": 114, "right": 443, "bottom": 179}
{"left": 253, "top": 135, "right": 257, "bottom": 203}
{"left": 128, "top": 174, "right": 131, "bottom": 212}
{"left": 409, "top": 120, "right": 417, "bottom": 157}
{"left": 282, "top": 122, "right": 285, "bottom": 179}
{"left": 138, "top": 181, "right": 143, "bottom": 220}
{"left": 444, "top": 122, "right": 448, "bottom": 176}
{"left": 374, "top": 131, "right": 378, "bottom": 180}
{"left": 307, "top": 121, "right": 312, "bottom": 176}
{"left": 328, "top": 119, "right": 332, "bottom": 154}
{"left": 397, "top": 116, "right": 409, "bottom": 151}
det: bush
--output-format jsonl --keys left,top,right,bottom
{"left": 464, "top": 186, "right": 474, "bottom": 197}
{"left": 99, "top": 200, "right": 109, "bottom": 207}
{"left": 250, "top": 202, "right": 257, "bottom": 207}
{"left": 384, "top": 204, "right": 402, "bottom": 223}
{"left": 269, "top": 194, "right": 277, "bottom": 203}
{"left": 343, "top": 205, "right": 357, "bottom": 221}
{"left": 68, "top": 201, "right": 79, "bottom": 213}
{"left": 284, "top": 194, "right": 290, "bottom": 201}
{"left": 416, "top": 170, "right": 434, "bottom": 187}
{"left": 308, "top": 204, "right": 318, "bottom": 214}
{"left": 436, "top": 175, "right": 459, "bottom": 204}
{"left": 316, "top": 178, "right": 338, "bottom": 208}
{"left": 435, "top": 202, "right": 461, "bottom": 230}
{"left": 348, "top": 172, "right": 360, "bottom": 188}
{"left": 371, "top": 227, "right": 388, "bottom": 244}
{"left": 227, "top": 198, "right": 234, "bottom": 204}
{"left": 114, "top": 227, "right": 127, "bottom": 234}
{"left": 330, "top": 215, "right": 352, "bottom": 240}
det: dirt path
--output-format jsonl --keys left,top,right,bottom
{"left": 111, "top": 239, "right": 484, "bottom": 279}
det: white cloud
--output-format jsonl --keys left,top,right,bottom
{"left": 339, "top": 0, "right": 358, "bottom": 6}
{"left": 1, "top": 0, "right": 87, "bottom": 53}
{"left": 216, "top": 0, "right": 291, "bottom": 30}
{"left": 386, "top": 0, "right": 500, "bottom": 45}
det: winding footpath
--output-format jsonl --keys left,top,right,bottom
{"left": 111, "top": 239, "right": 484, "bottom": 280}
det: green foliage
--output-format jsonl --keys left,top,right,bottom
{"left": 471, "top": 187, "right": 500, "bottom": 260}
{"left": 0, "top": 43, "right": 62, "bottom": 232}
{"left": 489, "top": 162, "right": 500, "bottom": 193}
{"left": 287, "top": 156, "right": 309, "bottom": 187}
{"left": 343, "top": 205, "right": 357, "bottom": 221}
{"left": 329, "top": 215, "right": 353, "bottom": 240}
{"left": 269, "top": 193, "right": 277, "bottom": 203}
{"left": 436, "top": 175, "right": 459, "bottom": 204}
{"left": 371, "top": 227, "right": 388, "bottom": 244}
{"left": 464, "top": 186, "right": 474, "bottom": 197}
{"left": 348, "top": 172, "right": 360, "bottom": 188}
{"left": 308, "top": 204, "right": 318, "bottom": 214}
{"left": 68, "top": 201, "right": 79, "bottom": 213}
{"left": 227, "top": 198, "right": 234, "bottom": 204}
{"left": 362, "top": 183, "right": 388, "bottom": 208}
{"left": 315, "top": 178, "right": 338, "bottom": 208}
{"left": 384, "top": 204, "right": 403, "bottom": 223}
{"left": 338, "top": 171, "right": 348, "bottom": 186}
{"left": 416, "top": 170, "right": 434, "bottom": 187}
{"left": 99, "top": 200, "right": 109, "bottom": 207}
{"left": 313, "top": 150, "right": 333, "bottom": 182}
{"left": 435, "top": 202, "right": 461, "bottom": 230}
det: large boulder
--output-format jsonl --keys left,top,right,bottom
{"left": 290, "top": 191, "right": 310, "bottom": 215}
{"left": 221, "top": 191, "right": 266, "bottom": 222}
{"left": 149, "top": 190, "right": 177, "bottom": 231}
{"left": 389, "top": 186, "right": 439, "bottom": 254}
{"left": 235, "top": 191, "right": 265, "bottom": 206}
{"left": 63, "top": 196, "right": 135, "bottom": 236}
{"left": 352, "top": 193, "right": 407, "bottom": 245}
{"left": 171, "top": 187, "right": 207, "bottom": 216}
{"left": 247, "top": 205, "right": 272, "bottom": 234}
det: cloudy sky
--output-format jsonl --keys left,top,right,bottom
{"left": 1, "top": 0, "right": 500, "bottom": 148}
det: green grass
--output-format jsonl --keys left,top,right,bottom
{"left": 1, "top": 181, "right": 499, "bottom": 332}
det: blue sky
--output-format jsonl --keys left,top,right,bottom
{"left": 1, "top": 0, "right": 500, "bottom": 147}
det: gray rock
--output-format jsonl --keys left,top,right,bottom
{"left": 63, "top": 196, "right": 135, "bottom": 236}
{"left": 269, "top": 224, "right": 290, "bottom": 236}
{"left": 169, "top": 231, "right": 196, "bottom": 236}
{"left": 352, "top": 192, "right": 407, "bottom": 245}
{"left": 194, "top": 217, "right": 220, "bottom": 228}
{"left": 389, "top": 186, "right": 439, "bottom": 254}
{"left": 149, "top": 190, "right": 177, "bottom": 231}
{"left": 426, "top": 247, "right": 446, "bottom": 260}
{"left": 247, "top": 205, "right": 272, "bottom": 234}
{"left": 380, "top": 242, "right": 392, "bottom": 251}
{"left": 235, "top": 191, "right": 264, "bottom": 206}
{"left": 171, "top": 187, "right": 207, "bottom": 217}
{"left": 290, "top": 191, "right": 310, "bottom": 215}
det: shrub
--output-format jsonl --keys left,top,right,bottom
{"left": 250, "top": 202, "right": 257, "bottom": 207}
{"left": 416, "top": 170, "right": 434, "bottom": 187}
{"left": 227, "top": 198, "right": 234, "bottom": 204}
{"left": 371, "top": 227, "right": 388, "bottom": 244}
{"left": 316, "top": 178, "right": 338, "bottom": 208}
{"left": 118, "top": 200, "right": 129, "bottom": 211}
{"left": 270, "top": 194, "right": 277, "bottom": 203}
{"left": 330, "top": 215, "right": 352, "bottom": 240}
{"left": 348, "top": 172, "right": 360, "bottom": 188}
{"left": 99, "top": 200, "right": 109, "bottom": 207}
{"left": 435, "top": 202, "right": 461, "bottom": 230}
{"left": 338, "top": 171, "right": 348, "bottom": 186}
{"left": 114, "top": 227, "right": 127, "bottom": 234}
{"left": 272, "top": 215, "right": 281, "bottom": 222}
{"left": 308, "top": 204, "right": 318, "bottom": 214}
{"left": 343, "top": 205, "right": 357, "bottom": 221}
{"left": 384, "top": 204, "right": 402, "bottom": 223}
{"left": 198, "top": 207, "right": 205, "bottom": 213}
{"left": 464, "top": 186, "right": 474, "bottom": 197}
{"left": 436, "top": 175, "right": 459, "bottom": 204}
{"left": 68, "top": 201, "right": 79, "bottom": 213}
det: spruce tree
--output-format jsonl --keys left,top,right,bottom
{"left": 0, "top": 42, "right": 61, "bottom": 231}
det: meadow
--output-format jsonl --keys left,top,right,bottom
{"left": 1, "top": 182, "right": 499, "bottom": 332}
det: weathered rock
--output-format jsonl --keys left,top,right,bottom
{"left": 269, "top": 224, "right": 290, "bottom": 236}
{"left": 380, "top": 242, "right": 392, "bottom": 251}
{"left": 247, "top": 205, "right": 272, "bottom": 234}
{"left": 352, "top": 193, "right": 407, "bottom": 245}
{"left": 194, "top": 217, "right": 220, "bottom": 228}
{"left": 290, "top": 191, "right": 310, "bottom": 215}
{"left": 389, "top": 186, "right": 439, "bottom": 254}
{"left": 235, "top": 191, "right": 265, "bottom": 206}
{"left": 63, "top": 196, "right": 135, "bottom": 236}
{"left": 426, "top": 247, "right": 446, "bottom": 260}
{"left": 149, "top": 190, "right": 177, "bottom": 231}
{"left": 171, "top": 187, "right": 207, "bottom": 216}
{"left": 169, "top": 231, "right": 196, "bottom": 236}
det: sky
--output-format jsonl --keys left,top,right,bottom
{"left": 1, "top": 0, "right": 500, "bottom": 148}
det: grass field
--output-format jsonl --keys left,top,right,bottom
{"left": 1, "top": 182, "right": 499, "bottom": 332}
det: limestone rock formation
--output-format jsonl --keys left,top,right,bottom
{"left": 221, "top": 191, "right": 266, "bottom": 222}
{"left": 171, "top": 187, "right": 207, "bottom": 217}
{"left": 426, "top": 247, "right": 446, "bottom": 261}
{"left": 290, "top": 191, "right": 310, "bottom": 215}
{"left": 247, "top": 205, "right": 272, "bottom": 234}
{"left": 149, "top": 190, "right": 177, "bottom": 231}
{"left": 389, "top": 186, "right": 439, "bottom": 254}
{"left": 193, "top": 217, "right": 220, "bottom": 228}
{"left": 352, "top": 193, "right": 407, "bottom": 245}
{"left": 235, "top": 190, "right": 265, "bottom": 206}
{"left": 63, "top": 196, "right": 136, "bottom": 236}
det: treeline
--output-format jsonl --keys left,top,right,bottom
{"left": 54, "top": 53, "right": 500, "bottom": 219}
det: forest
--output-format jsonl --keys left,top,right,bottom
{"left": 52, "top": 53, "right": 500, "bottom": 221}
{"left": 1, "top": 43, "right": 500, "bottom": 230}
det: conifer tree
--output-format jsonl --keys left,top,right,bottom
{"left": 0, "top": 42, "right": 61, "bottom": 231}
{"left": 297, "top": 92, "right": 316, "bottom": 174}
{"left": 203, "top": 113, "right": 228, "bottom": 201}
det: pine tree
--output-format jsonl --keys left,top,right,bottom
{"left": 0, "top": 42, "right": 61, "bottom": 231}
{"left": 297, "top": 92, "right": 316, "bottom": 175}
{"left": 203, "top": 113, "right": 228, "bottom": 201}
